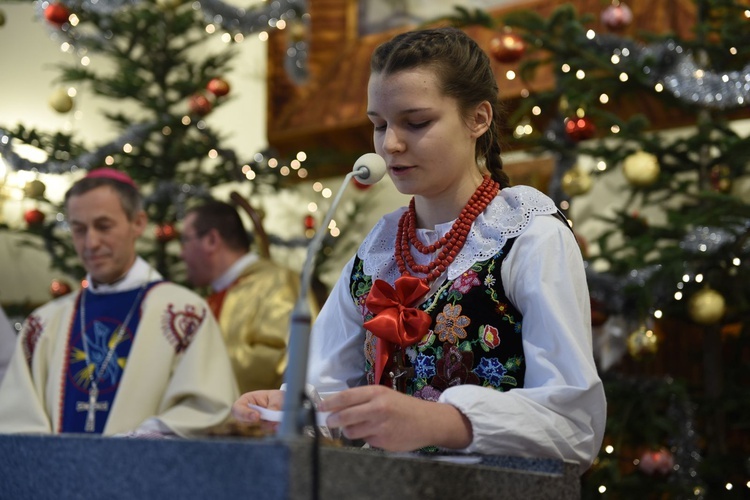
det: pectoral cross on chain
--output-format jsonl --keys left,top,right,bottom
{"left": 76, "top": 384, "right": 109, "bottom": 432}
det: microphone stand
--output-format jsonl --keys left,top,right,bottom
{"left": 279, "top": 157, "right": 383, "bottom": 438}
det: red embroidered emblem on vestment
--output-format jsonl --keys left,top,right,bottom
{"left": 162, "top": 304, "right": 206, "bottom": 353}
{"left": 22, "top": 314, "right": 44, "bottom": 366}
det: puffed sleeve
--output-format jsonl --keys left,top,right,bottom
{"left": 437, "top": 214, "right": 606, "bottom": 473}
{"left": 306, "top": 257, "right": 368, "bottom": 397}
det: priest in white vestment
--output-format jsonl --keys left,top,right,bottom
{"left": 0, "top": 169, "right": 238, "bottom": 436}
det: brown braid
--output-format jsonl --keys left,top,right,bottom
{"left": 371, "top": 27, "right": 511, "bottom": 188}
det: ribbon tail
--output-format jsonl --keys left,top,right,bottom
{"left": 374, "top": 337, "right": 393, "bottom": 385}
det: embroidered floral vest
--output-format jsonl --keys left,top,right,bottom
{"left": 350, "top": 237, "right": 525, "bottom": 401}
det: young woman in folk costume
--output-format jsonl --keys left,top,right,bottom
{"left": 233, "top": 26, "right": 606, "bottom": 472}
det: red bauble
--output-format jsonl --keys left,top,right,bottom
{"left": 24, "top": 208, "right": 45, "bottom": 227}
{"left": 638, "top": 448, "right": 674, "bottom": 475}
{"left": 489, "top": 32, "right": 526, "bottom": 64}
{"left": 44, "top": 2, "right": 70, "bottom": 27}
{"left": 188, "top": 94, "right": 213, "bottom": 116}
{"left": 590, "top": 298, "right": 609, "bottom": 327}
{"left": 206, "top": 77, "right": 230, "bottom": 97}
{"left": 564, "top": 116, "right": 596, "bottom": 142}
{"left": 50, "top": 279, "right": 73, "bottom": 298}
{"left": 352, "top": 178, "right": 372, "bottom": 190}
{"left": 304, "top": 214, "right": 316, "bottom": 230}
{"left": 601, "top": 3, "right": 633, "bottom": 32}
{"left": 155, "top": 223, "right": 177, "bottom": 243}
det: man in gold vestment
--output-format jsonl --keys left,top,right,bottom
{"left": 181, "top": 201, "right": 299, "bottom": 393}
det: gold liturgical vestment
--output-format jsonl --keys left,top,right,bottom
{"left": 216, "top": 259, "right": 300, "bottom": 393}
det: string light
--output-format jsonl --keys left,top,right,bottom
{"left": 576, "top": 69, "right": 586, "bottom": 79}
{"left": 599, "top": 93, "right": 609, "bottom": 104}
{"left": 655, "top": 83, "right": 664, "bottom": 92}
{"left": 561, "top": 63, "right": 571, "bottom": 73}
{"left": 532, "top": 106, "right": 541, "bottom": 115}
{"left": 506, "top": 70, "right": 516, "bottom": 80}
{"left": 321, "top": 188, "right": 332, "bottom": 199}
{"left": 674, "top": 291, "right": 683, "bottom": 300}
{"left": 312, "top": 182, "right": 323, "bottom": 192}
{"left": 279, "top": 166, "right": 290, "bottom": 176}
{"left": 296, "top": 151, "right": 307, "bottom": 161}
{"left": 307, "top": 202, "right": 317, "bottom": 212}
{"left": 205, "top": 24, "right": 216, "bottom": 34}
{"left": 654, "top": 310, "right": 663, "bottom": 319}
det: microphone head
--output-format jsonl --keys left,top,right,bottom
{"left": 352, "top": 153, "right": 387, "bottom": 185}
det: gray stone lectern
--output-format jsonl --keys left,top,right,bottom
{"left": 0, "top": 434, "right": 580, "bottom": 499}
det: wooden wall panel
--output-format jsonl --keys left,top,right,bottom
{"left": 265, "top": 0, "right": 738, "bottom": 177}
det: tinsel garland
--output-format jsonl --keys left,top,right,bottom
{"left": 583, "top": 33, "right": 749, "bottom": 110}
{"left": 0, "top": 122, "right": 155, "bottom": 174}
{"left": 34, "top": 0, "right": 308, "bottom": 84}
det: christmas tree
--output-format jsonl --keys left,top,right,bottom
{"left": 464, "top": 0, "right": 750, "bottom": 497}
{"left": 0, "top": 0, "right": 308, "bottom": 284}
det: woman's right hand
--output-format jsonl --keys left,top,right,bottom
{"left": 231, "top": 389, "right": 285, "bottom": 424}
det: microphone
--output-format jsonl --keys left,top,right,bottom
{"left": 352, "top": 152, "right": 387, "bottom": 185}
{"left": 279, "top": 153, "right": 386, "bottom": 438}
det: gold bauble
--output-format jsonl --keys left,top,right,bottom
{"left": 561, "top": 166, "right": 593, "bottom": 197}
{"left": 688, "top": 287, "right": 726, "bottom": 325}
{"left": 622, "top": 151, "right": 660, "bottom": 187}
{"left": 23, "top": 179, "right": 47, "bottom": 199}
{"left": 49, "top": 88, "right": 74, "bottom": 113}
{"left": 627, "top": 325, "right": 658, "bottom": 357}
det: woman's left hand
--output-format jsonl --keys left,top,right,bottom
{"left": 318, "top": 385, "right": 472, "bottom": 451}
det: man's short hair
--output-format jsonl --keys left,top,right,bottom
{"left": 64, "top": 175, "right": 143, "bottom": 221}
{"left": 187, "top": 201, "right": 252, "bottom": 253}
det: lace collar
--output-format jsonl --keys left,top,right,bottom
{"left": 357, "top": 185, "right": 557, "bottom": 285}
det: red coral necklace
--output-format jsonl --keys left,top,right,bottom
{"left": 395, "top": 176, "right": 500, "bottom": 284}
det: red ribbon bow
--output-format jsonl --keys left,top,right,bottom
{"left": 363, "top": 276, "right": 431, "bottom": 384}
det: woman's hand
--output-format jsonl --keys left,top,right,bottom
{"left": 232, "top": 389, "right": 285, "bottom": 424}
{"left": 319, "top": 385, "right": 473, "bottom": 451}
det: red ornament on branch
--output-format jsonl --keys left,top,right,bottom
{"left": 206, "top": 77, "right": 230, "bottom": 97}
{"left": 304, "top": 214, "right": 316, "bottom": 230}
{"left": 188, "top": 93, "right": 213, "bottom": 116}
{"left": 352, "top": 178, "right": 373, "bottom": 190}
{"left": 155, "top": 223, "right": 177, "bottom": 243}
{"left": 601, "top": 2, "right": 633, "bottom": 32}
{"left": 44, "top": 2, "right": 70, "bottom": 28}
{"left": 564, "top": 116, "right": 596, "bottom": 142}
{"left": 489, "top": 32, "right": 525, "bottom": 64}
{"left": 50, "top": 279, "right": 73, "bottom": 298}
{"left": 24, "top": 208, "right": 46, "bottom": 227}
{"left": 638, "top": 448, "right": 674, "bottom": 475}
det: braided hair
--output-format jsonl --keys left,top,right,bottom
{"left": 371, "top": 27, "right": 511, "bottom": 188}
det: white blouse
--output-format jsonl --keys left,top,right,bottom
{"left": 306, "top": 185, "right": 606, "bottom": 472}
